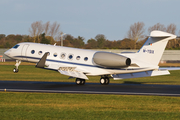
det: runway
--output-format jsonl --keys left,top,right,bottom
{"left": 0, "top": 80, "right": 180, "bottom": 96}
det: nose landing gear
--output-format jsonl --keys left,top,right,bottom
{"left": 13, "top": 60, "right": 21, "bottom": 73}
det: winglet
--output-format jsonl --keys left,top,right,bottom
{"left": 36, "top": 52, "right": 49, "bottom": 68}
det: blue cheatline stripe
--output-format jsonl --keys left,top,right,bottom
{"left": 14, "top": 55, "right": 104, "bottom": 68}
{"left": 14, "top": 55, "right": 143, "bottom": 71}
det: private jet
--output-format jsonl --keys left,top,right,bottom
{"left": 4, "top": 31, "right": 180, "bottom": 85}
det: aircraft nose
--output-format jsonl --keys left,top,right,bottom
{"left": 4, "top": 50, "right": 11, "bottom": 57}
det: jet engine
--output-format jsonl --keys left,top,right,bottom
{"left": 93, "top": 52, "right": 131, "bottom": 68}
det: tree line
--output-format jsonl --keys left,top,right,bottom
{"left": 0, "top": 21, "right": 180, "bottom": 49}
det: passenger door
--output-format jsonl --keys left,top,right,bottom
{"left": 21, "top": 44, "right": 29, "bottom": 61}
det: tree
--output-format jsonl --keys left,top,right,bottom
{"left": 40, "top": 33, "right": 50, "bottom": 44}
{"left": 44, "top": 21, "right": 50, "bottom": 36}
{"left": 29, "top": 21, "right": 39, "bottom": 42}
{"left": 95, "top": 34, "right": 106, "bottom": 48}
{"left": 36, "top": 21, "right": 44, "bottom": 43}
{"left": 63, "top": 39, "right": 72, "bottom": 47}
{"left": 5, "top": 42, "right": 11, "bottom": 48}
{"left": 127, "top": 22, "right": 145, "bottom": 49}
{"left": 73, "top": 36, "right": 85, "bottom": 48}
{"left": 64, "top": 34, "right": 74, "bottom": 47}
{"left": 29, "top": 21, "right": 44, "bottom": 43}
{"left": 120, "top": 38, "right": 135, "bottom": 49}
{"left": 65, "top": 34, "right": 74, "bottom": 43}
{"left": 49, "top": 21, "right": 60, "bottom": 43}
{"left": 148, "top": 23, "right": 166, "bottom": 34}
{"left": 0, "top": 34, "right": 5, "bottom": 40}
{"left": 86, "top": 38, "right": 97, "bottom": 49}
{"left": 29, "top": 21, "right": 61, "bottom": 44}
{"left": 166, "top": 24, "right": 176, "bottom": 34}
{"left": 166, "top": 23, "right": 177, "bottom": 48}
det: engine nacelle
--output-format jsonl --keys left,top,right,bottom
{"left": 93, "top": 52, "right": 131, "bottom": 68}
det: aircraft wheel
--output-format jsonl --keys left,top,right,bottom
{"left": 81, "top": 79, "right": 85, "bottom": 85}
{"left": 76, "top": 78, "right": 81, "bottom": 85}
{"left": 100, "top": 77, "right": 109, "bottom": 85}
{"left": 100, "top": 77, "right": 106, "bottom": 85}
{"left": 13, "top": 68, "right": 19, "bottom": 73}
{"left": 76, "top": 78, "right": 85, "bottom": 85}
{"left": 105, "top": 77, "right": 109, "bottom": 85}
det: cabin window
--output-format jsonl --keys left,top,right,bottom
{"left": 31, "top": 50, "right": 35, "bottom": 54}
{"left": 68, "top": 54, "right": 73, "bottom": 60}
{"left": 38, "top": 51, "right": 42, "bottom": 55}
{"left": 76, "top": 56, "right": 80, "bottom": 60}
{"left": 61, "top": 53, "right": 66, "bottom": 59}
{"left": 13, "top": 45, "right": 20, "bottom": 49}
{"left": 53, "top": 53, "right": 57, "bottom": 57}
{"left": 84, "top": 57, "right": 88, "bottom": 61}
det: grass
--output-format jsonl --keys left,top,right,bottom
{"left": 0, "top": 92, "right": 180, "bottom": 119}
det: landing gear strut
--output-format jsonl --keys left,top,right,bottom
{"left": 100, "top": 76, "right": 109, "bottom": 85}
{"left": 13, "top": 60, "right": 21, "bottom": 73}
{"left": 76, "top": 78, "right": 85, "bottom": 85}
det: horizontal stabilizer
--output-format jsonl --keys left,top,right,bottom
{"left": 113, "top": 70, "right": 170, "bottom": 80}
{"left": 36, "top": 52, "right": 48, "bottom": 68}
{"left": 58, "top": 67, "right": 88, "bottom": 80}
{"left": 150, "top": 30, "right": 176, "bottom": 38}
{"left": 159, "top": 67, "right": 180, "bottom": 71}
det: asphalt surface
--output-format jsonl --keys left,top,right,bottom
{"left": 1, "top": 80, "right": 180, "bottom": 96}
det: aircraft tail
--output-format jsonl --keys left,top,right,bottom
{"left": 136, "top": 31, "right": 177, "bottom": 66}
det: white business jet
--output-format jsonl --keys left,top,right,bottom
{"left": 4, "top": 31, "right": 180, "bottom": 85}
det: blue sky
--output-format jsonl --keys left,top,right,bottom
{"left": 0, "top": 0, "right": 179, "bottom": 42}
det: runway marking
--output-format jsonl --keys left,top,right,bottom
{"left": 1, "top": 89, "right": 180, "bottom": 96}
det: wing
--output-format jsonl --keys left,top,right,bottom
{"left": 58, "top": 67, "right": 88, "bottom": 80}
{"left": 36, "top": 53, "right": 89, "bottom": 79}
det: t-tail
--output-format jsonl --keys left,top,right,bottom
{"left": 136, "top": 30, "right": 177, "bottom": 67}
{"left": 113, "top": 30, "right": 178, "bottom": 80}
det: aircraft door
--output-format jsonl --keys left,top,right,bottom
{"left": 21, "top": 44, "right": 29, "bottom": 61}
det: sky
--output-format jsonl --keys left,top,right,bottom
{"left": 0, "top": 0, "right": 180, "bottom": 42}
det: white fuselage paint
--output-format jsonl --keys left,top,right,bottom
{"left": 5, "top": 42, "right": 153, "bottom": 76}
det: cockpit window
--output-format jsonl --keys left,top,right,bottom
{"left": 13, "top": 45, "right": 20, "bottom": 49}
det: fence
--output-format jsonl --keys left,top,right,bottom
{"left": 0, "top": 55, "right": 5, "bottom": 62}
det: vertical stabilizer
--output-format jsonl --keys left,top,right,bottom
{"left": 136, "top": 31, "right": 176, "bottom": 66}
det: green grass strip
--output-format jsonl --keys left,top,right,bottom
{"left": 0, "top": 92, "right": 180, "bottom": 119}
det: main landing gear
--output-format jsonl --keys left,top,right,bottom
{"left": 75, "top": 76, "right": 110, "bottom": 85}
{"left": 100, "top": 76, "right": 110, "bottom": 85}
{"left": 13, "top": 60, "right": 21, "bottom": 73}
{"left": 76, "top": 78, "right": 85, "bottom": 85}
